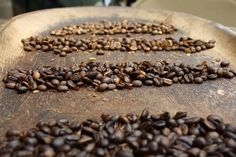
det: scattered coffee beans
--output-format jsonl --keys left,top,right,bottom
{"left": 3, "top": 60, "right": 235, "bottom": 93}
{"left": 0, "top": 110, "right": 235, "bottom": 157}
{"left": 50, "top": 20, "right": 177, "bottom": 36}
{"left": 22, "top": 36, "right": 215, "bottom": 57}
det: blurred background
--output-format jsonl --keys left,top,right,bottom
{"left": 0, "top": 0, "right": 236, "bottom": 27}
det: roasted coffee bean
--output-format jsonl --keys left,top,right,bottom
{"left": 144, "top": 80, "right": 153, "bottom": 86}
{"left": 57, "top": 85, "right": 69, "bottom": 92}
{"left": 38, "top": 84, "right": 47, "bottom": 91}
{"left": 220, "top": 60, "right": 230, "bottom": 67}
{"left": 18, "top": 86, "right": 28, "bottom": 93}
{"left": 163, "top": 78, "right": 173, "bottom": 86}
{"left": 0, "top": 110, "right": 236, "bottom": 156}
{"left": 107, "top": 84, "right": 116, "bottom": 90}
{"left": 208, "top": 74, "right": 218, "bottom": 80}
{"left": 194, "top": 77, "right": 203, "bottom": 84}
{"left": 5, "top": 82, "right": 16, "bottom": 89}
{"left": 3, "top": 60, "right": 235, "bottom": 93}
{"left": 98, "top": 83, "right": 108, "bottom": 92}
{"left": 22, "top": 34, "right": 215, "bottom": 57}
{"left": 132, "top": 80, "right": 142, "bottom": 87}
{"left": 96, "top": 51, "right": 105, "bottom": 55}
{"left": 116, "top": 150, "right": 134, "bottom": 157}
{"left": 32, "top": 70, "right": 41, "bottom": 80}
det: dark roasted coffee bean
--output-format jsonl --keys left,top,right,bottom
{"left": 220, "top": 60, "right": 230, "bottom": 67}
{"left": 1, "top": 110, "right": 236, "bottom": 156}
{"left": 18, "top": 86, "right": 28, "bottom": 93}
{"left": 98, "top": 83, "right": 108, "bottom": 92}
{"left": 144, "top": 80, "right": 153, "bottom": 86}
{"left": 57, "top": 85, "right": 69, "bottom": 92}
{"left": 107, "top": 83, "right": 116, "bottom": 90}
{"left": 173, "top": 112, "right": 187, "bottom": 120}
{"left": 201, "top": 119, "right": 216, "bottom": 131}
{"left": 194, "top": 77, "right": 203, "bottom": 84}
{"left": 52, "top": 137, "right": 65, "bottom": 148}
{"left": 132, "top": 80, "right": 142, "bottom": 87}
{"left": 207, "top": 74, "right": 218, "bottom": 80}
{"left": 4, "top": 60, "right": 235, "bottom": 93}
{"left": 116, "top": 150, "right": 134, "bottom": 157}
{"left": 224, "top": 71, "right": 234, "bottom": 78}
{"left": 96, "top": 51, "right": 105, "bottom": 55}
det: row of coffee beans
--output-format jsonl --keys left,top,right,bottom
{"left": 3, "top": 60, "right": 235, "bottom": 93}
{"left": 22, "top": 36, "right": 215, "bottom": 57}
{"left": 0, "top": 110, "right": 235, "bottom": 157}
{"left": 50, "top": 20, "right": 177, "bottom": 36}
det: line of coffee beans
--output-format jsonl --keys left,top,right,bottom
{"left": 22, "top": 36, "right": 215, "bottom": 57}
{"left": 3, "top": 60, "right": 235, "bottom": 93}
{"left": 50, "top": 20, "right": 177, "bottom": 36}
{"left": 0, "top": 109, "right": 235, "bottom": 157}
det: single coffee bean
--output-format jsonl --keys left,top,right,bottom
{"left": 163, "top": 78, "right": 173, "bottom": 86}
{"left": 220, "top": 60, "right": 230, "bottom": 67}
{"left": 107, "top": 84, "right": 116, "bottom": 90}
{"left": 57, "top": 85, "right": 69, "bottom": 92}
{"left": 144, "top": 80, "right": 153, "bottom": 86}
{"left": 132, "top": 80, "right": 142, "bottom": 87}
{"left": 194, "top": 77, "right": 203, "bottom": 84}
{"left": 38, "top": 84, "right": 47, "bottom": 91}
{"left": 5, "top": 82, "right": 16, "bottom": 89}
{"left": 98, "top": 83, "right": 108, "bottom": 92}
{"left": 96, "top": 51, "right": 105, "bottom": 55}
{"left": 51, "top": 79, "right": 60, "bottom": 86}
{"left": 32, "top": 70, "right": 41, "bottom": 80}
{"left": 18, "top": 86, "right": 28, "bottom": 93}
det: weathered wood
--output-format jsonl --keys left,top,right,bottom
{"left": 0, "top": 7, "right": 235, "bottom": 139}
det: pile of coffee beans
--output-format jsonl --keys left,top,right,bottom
{"left": 22, "top": 36, "right": 215, "bottom": 57}
{"left": 50, "top": 20, "right": 177, "bottom": 36}
{"left": 3, "top": 60, "right": 235, "bottom": 93}
{"left": 0, "top": 110, "right": 235, "bottom": 157}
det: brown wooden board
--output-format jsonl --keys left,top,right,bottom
{"left": 0, "top": 7, "right": 235, "bottom": 139}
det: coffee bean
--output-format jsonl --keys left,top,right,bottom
{"left": 207, "top": 74, "right": 218, "bottom": 80}
{"left": 144, "top": 80, "right": 153, "bottom": 86}
{"left": 96, "top": 51, "right": 105, "bottom": 55}
{"left": 51, "top": 79, "right": 60, "bottom": 86}
{"left": 98, "top": 83, "right": 108, "bottom": 92}
{"left": 173, "top": 112, "right": 187, "bottom": 120}
{"left": 194, "top": 77, "right": 203, "bottom": 84}
{"left": 201, "top": 119, "right": 216, "bottom": 131}
{"left": 6, "top": 129, "right": 21, "bottom": 137}
{"left": 107, "top": 84, "right": 116, "bottom": 90}
{"left": 220, "top": 60, "right": 230, "bottom": 67}
{"left": 0, "top": 110, "right": 236, "bottom": 156}
{"left": 18, "top": 86, "right": 28, "bottom": 93}
{"left": 57, "top": 85, "right": 69, "bottom": 92}
{"left": 4, "top": 60, "right": 235, "bottom": 93}
{"left": 224, "top": 71, "right": 234, "bottom": 78}
{"left": 5, "top": 82, "right": 16, "bottom": 89}
{"left": 38, "top": 84, "right": 47, "bottom": 91}
{"left": 116, "top": 150, "right": 134, "bottom": 157}
{"left": 52, "top": 137, "right": 65, "bottom": 148}
{"left": 132, "top": 80, "right": 142, "bottom": 87}
{"left": 32, "top": 70, "right": 41, "bottom": 80}
{"left": 163, "top": 78, "right": 173, "bottom": 86}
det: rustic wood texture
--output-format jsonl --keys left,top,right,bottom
{"left": 0, "top": 7, "right": 235, "bottom": 139}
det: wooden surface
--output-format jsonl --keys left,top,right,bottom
{"left": 0, "top": 7, "right": 236, "bottom": 139}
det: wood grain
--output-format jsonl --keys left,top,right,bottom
{"left": 0, "top": 7, "right": 235, "bottom": 139}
